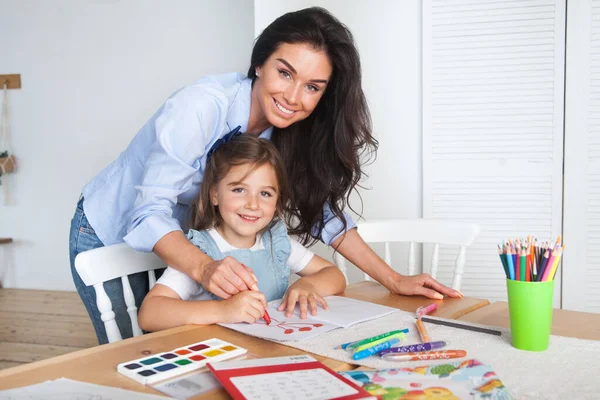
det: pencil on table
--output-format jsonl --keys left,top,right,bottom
{"left": 415, "top": 318, "right": 431, "bottom": 343}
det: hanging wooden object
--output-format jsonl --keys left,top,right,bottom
{"left": 0, "top": 154, "right": 15, "bottom": 174}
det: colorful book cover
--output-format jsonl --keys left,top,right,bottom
{"left": 339, "top": 359, "right": 512, "bottom": 400}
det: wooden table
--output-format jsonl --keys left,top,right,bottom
{"left": 0, "top": 282, "right": 490, "bottom": 398}
{"left": 459, "top": 301, "right": 600, "bottom": 340}
{"left": 341, "top": 281, "right": 489, "bottom": 319}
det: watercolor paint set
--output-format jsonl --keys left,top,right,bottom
{"left": 117, "top": 338, "right": 247, "bottom": 385}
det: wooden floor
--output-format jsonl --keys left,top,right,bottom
{"left": 0, "top": 289, "right": 97, "bottom": 370}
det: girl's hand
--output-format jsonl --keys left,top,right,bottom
{"left": 385, "top": 272, "right": 463, "bottom": 299}
{"left": 277, "top": 280, "right": 328, "bottom": 319}
{"left": 199, "top": 256, "right": 258, "bottom": 299}
{"left": 221, "top": 290, "right": 268, "bottom": 324}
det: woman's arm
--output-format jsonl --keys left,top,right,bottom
{"left": 278, "top": 254, "right": 346, "bottom": 318}
{"left": 153, "top": 231, "right": 257, "bottom": 299}
{"left": 138, "top": 283, "right": 268, "bottom": 332}
{"left": 123, "top": 85, "right": 257, "bottom": 298}
{"left": 332, "top": 228, "right": 462, "bottom": 299}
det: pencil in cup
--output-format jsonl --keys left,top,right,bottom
{"left": 381, "top": 349, "right": 467, "bottom": 362}
{"left": 498, "top": 238, "right": 564, "bottom": 282}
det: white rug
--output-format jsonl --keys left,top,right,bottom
{"left": 261, "top": 310, "right": 600, "bottom": 400}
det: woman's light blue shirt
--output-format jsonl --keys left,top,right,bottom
{"left": 82, "top": 72, "right": 355, "bottom": 252}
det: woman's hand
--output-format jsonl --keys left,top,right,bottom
{"left": 384, "top": 271, "right": 463, "bottom": 299}
{"left": 199, "top": 256, "right": 259, "bottom": 299}
{"left": 277, "top": 279, "right": 329, "bottom": 319}
{"left": 221, "top": 290, "right": 268, "bottom": 324}
{"left": 332, "top": 229, "right": 463, "bottom": 299}
{"left": 153, "top": 231, "right": 258, "bottom": 299}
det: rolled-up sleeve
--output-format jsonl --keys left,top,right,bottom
{"left": 124, "top": 86, "right": 227, "bottom": 252}
{"left": 314, "top": 203, "right": 357, "bottom": 245}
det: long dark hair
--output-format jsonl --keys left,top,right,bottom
{"left": 248, "top": 7, "right": 378, "bottom": 246}
{"left": 190, "top": 135, "right": 289, "bottom": 235}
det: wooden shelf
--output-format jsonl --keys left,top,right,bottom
{"left": 0, "top": 238, "right": 13, "bottom": 245}
{"left": 0, "top": 155, "right": 16, "bottom": 173}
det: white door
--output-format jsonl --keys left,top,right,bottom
{"left": 422, "top": 0, "right": 566, "bottom": 305}
{"left": 562, "top": 0, "right": 600, "bottom": 312}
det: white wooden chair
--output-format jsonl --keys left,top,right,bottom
{"left": 74, "top": 243, "right": 166, "bottom": 343}
{"left": 334, "top": 219, "right": 481, "bottom": 291}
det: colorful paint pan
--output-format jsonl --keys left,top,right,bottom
{"left": 117, "top": 338, "right": 247, "bottom": 385}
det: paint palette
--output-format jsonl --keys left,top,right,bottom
{"left": 117, "top": 338, "right": 247, "bottom": 385}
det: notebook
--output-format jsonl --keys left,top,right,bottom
{"left": 207, "top": 354, "right": 374, "bottom": 400}
{"left": 338, "top": 359, "right": 512, "bottom": 399}
{"left": 219, "top": 296, "right": 397, "bottom": 341}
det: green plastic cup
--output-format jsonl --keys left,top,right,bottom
{"left": 506, "top": 279, "right": 554, "bottom": 351}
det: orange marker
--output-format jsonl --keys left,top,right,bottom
{"left": 415, "top": 318, "right": 430, "bottom": 342}
{"left": 382, "top": 349, "right": 467, "bottom": 361}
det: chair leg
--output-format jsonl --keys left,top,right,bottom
{"left": 408, "top": 242, "right": 416, "bottom": 276}
{"left": 452, "top": 246, "right": 467, "bottom": 291}
{"left": 122, "top": 276, "right": 143, "bottom": 337}
{"left": 94, "top": 283, "right": 122, "bottom": 343}
{"left": 430, "top": 244, "right": 440, "bottom": 280}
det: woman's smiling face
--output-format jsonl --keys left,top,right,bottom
{"left": 249, "top": 42, "right": 332, "bottom": 131}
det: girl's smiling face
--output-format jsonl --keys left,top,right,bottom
{"left": 210, "top": 163, "right": 279, "bottom": 248}
{"left": 248, "top": 42, "right": 332, "bottom": 133}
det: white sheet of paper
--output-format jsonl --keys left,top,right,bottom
{"left": 276, "top": 296, "right": 397, "bottom": 328}
{"left": 220, "top": 295, "right": 398, "bottom": 341}
{"left": 152, "top": 370, "right": 221, "bottom": 400}
{"left": 0, "top": 378, "right": 166, "bottom": 400}
{"left": 221, "top": 307, "right": 340, "bottom": 341}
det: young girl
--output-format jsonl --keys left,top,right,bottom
{"left": 73, "top": 7, "right": 460, "bottom": 344}
{"left": 138, "top": 135, "right": 347, "bottom": 331}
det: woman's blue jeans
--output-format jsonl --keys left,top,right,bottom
{"left": 69, "top": 197, "right": 155, "bottom": 345}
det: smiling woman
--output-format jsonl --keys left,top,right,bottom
{"left": 250, "top": 43, "right": 332, "bottom": 131}
{"left": 70, "top": 7, "right": 462, "bottom": 345}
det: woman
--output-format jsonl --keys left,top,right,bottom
{"left": 70, "top": 7, "right": 461, "bottom": 345}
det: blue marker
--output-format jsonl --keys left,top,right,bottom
{"left": 352, "top": 338, "right": 400, "bottom": 360}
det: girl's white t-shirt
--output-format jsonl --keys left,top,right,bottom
{"left": 156, "top": 228, "right": 315, "bottom": 300}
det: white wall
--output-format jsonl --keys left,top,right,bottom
{"left": 255, "top": 1, "right": 423, "bottom": 281}
{"left": 0, "top": 0, "right": 254, "bottom": 290}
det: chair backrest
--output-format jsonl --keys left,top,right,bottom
{"left": 74, "top": 243, "right": 166, "bottom": 343}
{"left": 333, "top": 219, "right": 480, "bottom": 291}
